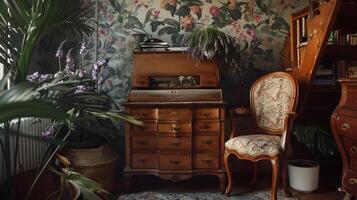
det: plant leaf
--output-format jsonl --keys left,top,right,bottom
{"left": 175, "top": 5, "right": 190, "bottom": 17}
{"left": 0, "top": 101, "right": 69, "bottom": 124}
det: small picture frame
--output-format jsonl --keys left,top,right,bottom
{"left": 347, "top": 66, "right": 357, "bottom": 78}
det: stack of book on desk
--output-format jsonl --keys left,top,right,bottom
{"left": 140, "top": 38, "right": 168, "bottom": 51}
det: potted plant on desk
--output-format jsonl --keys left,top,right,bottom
{"left": 184, "top": 26, "right": 241, "bottom": 73}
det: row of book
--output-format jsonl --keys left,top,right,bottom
{"left": 140, "top": 38, "right": 169, "bottom": 51}
{"left": 327, "top": 30, "right": 357, "bottom": 45}
{"left": 313, "top": 60, "right": 357, "bottom": 85}
{"left": 295, "top": 16, "right": 308, "bottom": 47}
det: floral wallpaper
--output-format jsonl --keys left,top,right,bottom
{"left": 82, "top": 0, "right": 307, "bottom": 106}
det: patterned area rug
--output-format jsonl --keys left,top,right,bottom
{"left": 118, "top": 190, "right": 298, "bottom": 200}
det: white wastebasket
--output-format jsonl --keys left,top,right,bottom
{"left": 288, "top": 159, "right": 320, "bottom": 192}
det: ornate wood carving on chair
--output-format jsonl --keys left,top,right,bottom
{"left": 224, "top": 72, "right": 298, "bottom": 200}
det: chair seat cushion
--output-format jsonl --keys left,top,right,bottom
{"left": 225, "top": 134, "right": 281, "bottom": 157}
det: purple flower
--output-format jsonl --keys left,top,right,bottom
{"left": 76, "top": 69, "right": 86, "bottom": 78}
{"left": 26, "top": 72, "right": 39, "bottom": 83}
{"left": 80, "top": 41, "right": 87, "bottom": 55}
{"left": 93, "top": 63, "right": 99, "bottom": 71}
{"left": 75, "top": 85, "right": 86, "bottom": 93}
{"left": 55, "top": 40, "right": 67, "bottom": 58}
{"left": 27, "top": 72, "right": 54, "bottom": 83}
{"left": 55, "top": 50, "right": 63, "bottom": 58}
{"left": 65, "top": 49, "right": 75, "bottom": 71}
{"left": 91, "top": 69, "right": 98, "bottom": 80}
{"left": 91, "top": 59, "right": 109, "bottom": 80}
{"left": 42, "top": 125, "right": 56, "bottom": 139}
{"left": 39, "top": 74, "right": 53, "bottom": 82}
{"left": 96, "top": 59, "right": 107, "bottom": 67}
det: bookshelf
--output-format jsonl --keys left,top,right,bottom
{"left": 290, "top": 7, "right": 309, "bottom": 69}
{"left": 288, "top": 0, "right": 342, "bottom": 123}
{"left": 288, "top": 0, "right": 357, "bottom": 123}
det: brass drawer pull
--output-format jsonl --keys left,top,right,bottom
{"left": 170, "top": 127, "right": 181, "bottom": 132}
{"left": 206, "top": 80, "right": 214, "bottom": 84}
{"left": 138, "top": 159, "right": 147, "bottom": 164}
{"left": 139, "top": 113, "right": 148, "bottom": 117}
{"left": 349, "top": 178, "right": 357, "bottom": 185}
{"left": 170, "top": 160, "right": 181, "bottom": 165}
{"left": 199, "top": 125, "right": 211, "bottom": 129}
{"left": 203, "top": 159, "right": 213, "bottom": 164}
{"left": 170, "top": 142, "right": 181, "bottom": 146}
{"left": 351, "top": 145, "right": 357, "bottom": 154}
{"left": 202, "top": 113, "right": 211, "bottom": 117}
{"left": 203, "top": 140, "right": 213, "bottom": 145}
{"left": 342, "top": 123, "right": 350, "bottom": 131}
{"left": 169, "top": 111, "right": 178, "bottom": 116}
{"left": 136, "top": 141, "right": 148, "bottom": 145}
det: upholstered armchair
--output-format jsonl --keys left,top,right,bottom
{"left": 224, "top": 72, "right": 298, "bottom": 200}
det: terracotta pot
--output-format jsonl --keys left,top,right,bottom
{"left": 62, "top": 143, "right": 118, "bottom": 193}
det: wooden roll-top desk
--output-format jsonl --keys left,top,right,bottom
{"left": 123, "top": 51, "right": 226, "bottom": 192}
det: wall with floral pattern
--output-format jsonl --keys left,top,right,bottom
{"left": 82, "top": 0, "right": 307, "bottom": 106}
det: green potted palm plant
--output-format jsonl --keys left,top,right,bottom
{"left": 0, "top": 0, "right": 94, "bottom": 199}
{"left": 288, "top": 124, "right": 339, "bottom": 192}
{"left": 0, "top": 0, "right": 142, "bottom": 199}
{"left": 0, "top": 41, "right": 142, "bottom": 199}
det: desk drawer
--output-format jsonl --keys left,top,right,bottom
{"left": 132, "top": 122, "right": 157, "bottom": 133}
{"left": 131, "top": 108, "right": 158, "bottom": 120}
{"left": 132, "top": 136, "right": 157, "bottom": 151}
{"left": 159, "top": 136, "right": 191, "bottom": 151}
{"left": 193, "top": 153, "right": 219, "bottom": 169}
{"left": 193, "top": 108, "right": 219, "bottom": 119}
{"left": 200, "top": 75, "right": 218, "bottom": 88}
{"left": 193, "top": 135, "right": 219, "bottom": 151}
{"left": 159, "top": 154, "right": 191, "bottom": 170}
{"left": 132, "top": 153, "right": 157, "bottom": 169}
{"left": 158, "top": 109, "right": 192, "bottom": 121}
{"left": 158, "top": 123, "right": 192, "bottom": 134}
{"left": 337, "top": 115, "right": 357, "bottom": 139}
{"left": 193, "top": 121, "right": 220, "bottom": 132}
{"left": 342, "top": 169, "right": 357, "bottom": 194}
{"left": 132, "top": 76, "right": 149, "bottom": 88}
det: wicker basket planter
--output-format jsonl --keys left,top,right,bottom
{"left": 62, "top": 143, "right": 119, "bottom": 193}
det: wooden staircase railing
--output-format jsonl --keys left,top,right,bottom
{"left": 288, "top": 0, "right": 342, "bottom": 115}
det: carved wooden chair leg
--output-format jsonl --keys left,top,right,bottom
{"left": 224, "top": 151, "right": 233, "bottom": 196}
{"left": 271, "top": 159, "right": 279, "bottom": 200}
{"left": 250, "top": 161, "right": 258, "bottom": 188}
{"left": 281, "top": 159, "right": 292, "bottom": 197}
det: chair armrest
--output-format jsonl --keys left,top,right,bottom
{"left": 229, "top": 107, "right": 251, "bottom": 139}
{"left": 281, "top": 112, "right": 298, "bottom": 155}
{"left": 230, "top": 107, "right": 251, "bottom": 118}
